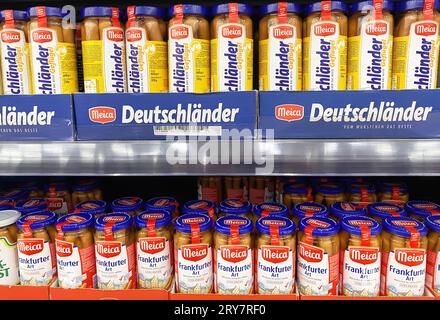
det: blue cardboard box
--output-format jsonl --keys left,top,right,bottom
{"left": 74, "top": 92, "right": 257, "bottom": 140}
{"left": 259, "top": 90, "right": 440, "bottom": 138}
{"left": 0, "top": 94, "right": 74, "bottom": 141}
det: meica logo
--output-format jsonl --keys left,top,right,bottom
{"left": 299, "top": 242, "right": 323, "bottom": 263}
{"left": 225, "top": 200, "right": 244, "bottom": 207}
{"left": 182, "top": 244, "right": 208, "bottom": 262}
{"left": 395, "top": 249, "right": 425, "bottom": 267}
{"left": 25, "top": 214, "right": 48, "bottom": 222}
{"left": 221, "top": 245, "right": 248, "bottom": 263}
{"left": 154, "top": 199, "right": 170, "bottom": 206}
{"left": 141, "top": 213, "right": 165, "bottom": 220}
{"left": 314, "top": 23, "right": 336, "bottom": 37}
{"left": 391, "top": 220, "right": 418, "bottom": 227}
{"left": 273, "top": 25, "right": 294, "bottom": 39}
{"left": 107, "top": 29, "right": 124, "bottom": 42}
{"left": 415, "top": 22, "right": 438, "bottom": 36}
{"left": 189, "top": 201, "right": 209, "bottom": 209}
{"left": 170, "top": 26, "right": 189, "bottom": 40}
{"left": 139, "top": 238, "right": 166, "bottom": 255}
{"left": 32, "top": 30, "right": 53, "bottom": 43}
{"left": 18, "top": 239, "right": 44, "bottom": 256}
{"left": 349, "top": 247, "right": 379, "bottom": 265}
{"left": 261, "top": 246, "right": 289, "bottom": 263}
{"left": 96, "top": 242, "right": 122, "bottom": 258}
{"left": 1, "top": 30, "right": 21, "bottom": 43}
{"left": 126, "top": 29, "right": 143, "bottom": 42}
{"left": 275, "top": 104, "right": 304, "bottom": 122}
{"left": 224, "top": 219, "right": 247, "bottom": 226}
{"left": 262, "top": 219, "right": 286, "bottom": 227}
{"left": 307, "top": 218, "right": 330, "bottom": 228}
{"left": 348, "top": 219, "right": 374, "bottom": 227}
{"left": 222, "top": 25, "right": 243, "bottom": 38}
{"left": 56, "top": 241, "right": 73, "bottom": 257}
{"left": 182, "top": 217, "right": 205, "bottom": 224}
{"left": 119, "top": 198, "right": 137, "bottom": 205}
{"left": 89, "top": 107, "right": 116, "bottom": 124}
{"left": 299, "top": 205, "right": 322, "bottom": 213}
{"left": 366, "top": 22, "right": 388, "bottom": 36}
{"left": 103, "top": 216, "right": 126, "bottom": 223}
{"left": 342, "top": 203, "right": 357, "bottom": 211}
{"left": 23, "top": 199, "right": 41, "bottom": 207}
{"left": 413, "top": 203, "right": 437, "bottom": 210}
{"left": 80, "top": 202, "right": 100, "bottom": 209}
{"left": 66, "top": 215, "right": 86, "bottom": 223}
{"left": 376, "top": 205, "right": 397, "bottom": 212}
{"left": 261, "top": 204, "right": 282, "bottom": 211}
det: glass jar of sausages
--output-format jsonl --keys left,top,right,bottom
{"left": 378, "top": 182, "right": 409, "bottom": 205}
{"left": 15, "top": 198, "right": 48, "bottom": 215}
{"left": 349, "top": 183, "right": 377, "bottom": 203}
{"left": 425, "top": 215, "right": 440, "bottom": 294}
{"left": 219, "top": 198, "right": 252, "bottom": 220}
{"left": 224, "top": 176, "right": 249, "bottom": 200}
{"left": 27, "top": 6, "right": 78, "bottom": 94}
{"left": 283, "top": 183, "right": 314, "bottom": 210}
{"left": 182, "top": 200, "right": 217, "bottom": 222}
{"left": 173, "top": 213, "right": 213, "bottom": 294}
{"left": 253, "top": 202, "right": 289, "bottom": 224}
{"left": 145, "top": 197, "right": 179, "bottom": 218}
{"left": 0, "top": 10, "right": 32, "bottom": 95}
{"left": 259, "top": 2, "right": 303, "bottom": 91}
{"left": 339, "top": 216, "right": 382, "bottom": 296}
{"left": 292, "top": 202, "right": 328, "bottom": 227}
{"left": 111, "top": 196, "right": 144, "bottom": 217}
{"left": 94, "top": 213, "right": 136, "bottom": 290}
{"left": 297, "top": 217, "right": 340, "bottom": 295}
{"left": 0, "top": 210, "right": 21, "bottom": 285}
{"left": 405, "top": 200, "right": 440, "bottom": 222}
{"left": 198, "top": 176, "right": 222, "bottom": 204}
{"left": 18, "top": 181, "right": 45, "bottom": 198}
{"left": 275, "top": 177, "right": 307, "bottom": 203}
{"left": 248, "top": 177, "right": 275, "bottom": 204}
{"left": 135, "top": 209, "right": 173, "bottom": 290}
{"left": 256, "top": 216, "right": 296, "bottom": 294}
{"left": 214, "top": 215, "right": 253, "bottom": 294}
{"left": 211, "top": 3, "right": 253, "bottom": 92}
{"left": 55, "top": 213, "right": 96, "bottom": 288}
{"left": 74, "top": 200, "right": 107, "bottom": 218}
{"left": 71, "top": 179, "right": 103, "bottom": 205}
{"left": 380, "top": 217, "right": 428, "bottom": 296}
{"left": 16, "top": 211, "right": 57, "bottom": 286}
{"left": 315, "top": 183, "right": 346, "bottom": 206}
{"left": 368, "top": 202, "right": 407, "bottom": 224}
{"left": 0, "top": 188, "right": 30, "bottom": 206}
{"left": 45, "top": 182, "right": 73, "bottom": 216}
{"left": 330, "top": 201, "right": 367, "bottom": 222}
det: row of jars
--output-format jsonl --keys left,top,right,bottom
{"left": 1, "top": 0, "right": 439, "bottom": 95}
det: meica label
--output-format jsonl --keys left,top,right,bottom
{"left": 175, "top": 243, "right": 213, "bottom": 293}
{"left": 297, "top": 241, "right": 339, "bottom": 295}
{"left": 341, "top": 246, "right": 381, "bottom": 296}
{"left": 0, "top": 29, "right": 31, "bottom": 94}
{"left": 304, "top": 21, "right": 347, "bottom": 91}
{"left": 17, "top": 238, "right": 56, "bottom": 285}
{"left": 0, "top": 236, "right": 19, "bottom": 285}
{"left": 95, "top": 241, "right": 135, "bottom": 289}
{"left": 257, "top": 245, "right": 295, "bottom": 294}
{"left": 348, "top": 20, "right": 392, "bottom": 90}
{"left": 426, "top": 249, "right": 440, "bottom": 294}
{"left": 381, "top": 248, "right": 426, "bottom": 296}
{"left": 30, "top": 28, "right": 62, "bottom": 94}
{"left": 137, "top": 237, "right": 172, "bottom": 289}
{"left": 103, "top": 27, "right": 126, "bottom": 93}
{"left": 56, "top": 240, "right": 96, "bottom": 288}
{"left": 215, "top": 245, "right": 253, "bottom": 294}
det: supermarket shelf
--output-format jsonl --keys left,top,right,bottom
{"left": 0, "top": 139, "right": 440, "bottom": 176}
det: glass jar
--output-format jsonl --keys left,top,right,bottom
{"left": 381, "top": 217, "right": 428, "bottom": 296}
{"left": 173, "top": 213, "right": 213, "bottom": 294}
{"left": 74, "top": 200, "right": 107, "bottom": 218}
{"left": 15, "top": 198, "right": 48, "bottom": 215}
{"left": 330, "top": 201, "right": 367, "bottom": 222}
{"left": 256, "top": 216, "right": 296, "bottom": 294}
{"left": 315, "top": 183, "right": 346, "bottom": 206}
{"left": 339, "top": 216, "right": 382, "bottom": 296}
{"left": 368, "top": 202, "right": 407, "bottom": 224}
{"left": 27, "top": 6, "right": 78, "bottom": 94}
{"left": 292, "top": 202, "right": 328, "bottom": 228}
{"left": 198, "top": 176, "right": 222, "bottom": 204}
{"left": 347, "top": 0, "right": 394, "bottom": 90}
{"left": 17, "top": 181, "right": 45, "bottom": 198}
{"left": 168, "top": 4, "right": 210, "bottom": 93}
{"left": 111, "top": 196, "right": 144, "bottom": 216}
{"left": 182, "top": 200, "right": 217, "bottom": 222}
{"left": 211, "top": 3, "right": 253, "bottom": 92}
{"left": 125, "top": 6, "right": 168, "bottom": 93}
{"left": 253, "top": 202, "right": 289, "bottom": 225}
{"left": 219, "top": 198, "right": 252, "bottom": 220}
{"left": 145, "top": 197, "right": 179, "bottom": 218}
{"left": 214, "top": 215, "right": 253, "bottom": 294}
{"left": 378, "top": 182, "right": 409, "bottom": 205}
{"left": 45, "top": 182, "right": 73, "bottom": 216}
{"left": 349, "top": 183, "right": 377, "bottom": 203}
{"left": 94, "top": 213, "right": 135, "bottom": 289}
{"left": 275, "top": 177, "right": 307, "bottom": 203}
{"left": 283, "top": 183, "right": 314, "bottom": 210}
{"left": 425, "top": 215, "right": 440, "bottom": 294}
{"left": 248, "top": 177, "right": 275, "bottom": 204}
{"left": 71, "top": 179, "right": 103, "bottom": 205}
{"left": 224, "top": 177, "right": 249, "bottom": 200}
{"left": 297, "top": 217, "right": 340, "bottom": 295}
{"left": 16, "top": 211, "right": 57, "bottom": 286}
{"left": 80, "top": 6, "right": 126, "bottom": 93}
{"left": 0, "top": 210, "right": 21, "bottom": 285}
{"left": 135, "top": 209, "right": 173, "bottom": 290}
{"left": 405, "top": 200, "right": 440, "bottom": 222}
{"left": 55, "top": 213, "right": 96, "bottom": 288}
{"left": 0, "top": 10, "right": 32, "bottom": 95}
{"left": 0, "top": 188, "right": 30, "bottom": 206}
{"left": 303, "top": 1, "right": 348, "bottom": 91}
{"left": 259, "top": 2, "right": 302, "bottom": 91}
